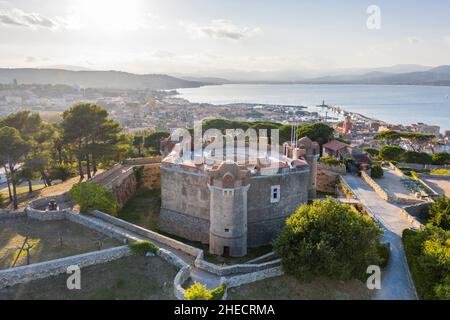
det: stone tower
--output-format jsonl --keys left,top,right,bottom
{"left": 207, "top": 162, "right": 250, "bottom": 257}
{"left": 297, "top": 137, "right": 320, "bottom": 199}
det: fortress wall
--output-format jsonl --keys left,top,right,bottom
{"left": 158, "top": 208, "right": 209, "bottom": 244}
{"left": 159, "top": 164, "right": 210, "bottom": 220}
{"left": 159, "top": 165, "right": 310, "bottom": 248}
{"left": 158, "top": 164, "right": 210, "bottom": 243}
{"left": 110, "top": 163, "right": 161, "bottom": 209}
{"left": 246, "top": 169, "right": 309, "bottom": 247}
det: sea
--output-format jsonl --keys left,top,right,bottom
{"left": 177, "top": 84, "right": 450, "bottom": 131}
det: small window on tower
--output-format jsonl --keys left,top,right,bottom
{"left": 271, "top": 185, "right": 281, "bottom": 203}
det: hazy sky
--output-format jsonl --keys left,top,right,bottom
{"left": 1, "top": 0, "right": 449, "bottom": 74}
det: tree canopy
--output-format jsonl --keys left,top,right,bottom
{"left": 378, "top": 145, "right": 405, "bottom": 161}
{"left": 69, "top": 181, "right": 118, "bottom": 215}
{"left": 297, "top": 122, "right": 334, "bottom": 146}
{"left": 274, "top": 198, "right": 383, "bottom": 280}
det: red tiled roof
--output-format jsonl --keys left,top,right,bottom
{"left": 322, "top": 140, "right": 350, "bottom": 152}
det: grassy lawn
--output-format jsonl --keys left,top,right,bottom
{"left": 0, "top": 255, "right": 178, "bottom": 300}
{"left": 228, "top": 274, "right": 374, "bottom": 300}
{"left": 0, "top": 176, "right": 82, "bottom": 210}
{"left": 117, "top": 189, "right": 161, "bottom": 231}
{"left": 0, "top": 184, "right": 46, "bottom": 198}
{"left": 0, "top": 217, "right": 120, "bottom": 270}
{"left": 430, "top": 169, "right": 450, "bottom": 175}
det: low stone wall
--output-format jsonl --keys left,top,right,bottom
{"left": 123, "top": 157, "right": 162, "bottom": 166}
{"left": 418, "top": 175, "right": 444, "bottom": 198}
{"left": 25, "top": 208, "right": 67, "bottom": 221}
{"left": 0, "top": 246, "right": 130, "bottom": 289}
{"left": 361, "top": 171, "right": 393, "bottom": 202}
{"left": 89, "top": 210, "right": 202, "bottom": 257}
{"left": 395, "top": 196, "right": 423, "bottom": 206}
{"left": 222, "top": 266, "right": 284, "bottom": 288}
{"left": 27, "top": 194, "right": 72, "bottom": 210}
{"left": 90, "top": 164, "right": 123, "bottom": 184}
{"left": 389, "top": 162, "right": 407, "bottom": 178}
{"left": 157, "top": 248, "right": 188, "bottom": 270}
{"left": 173, "top": 265, "right": 192, "bottom": 300}
{"left": 403, "top": 202, "right": 431, "bottom": 217}
{"left": 194, "top": 251, "right": 282, "bottom": 276}
{"left": 0, "top": 210, "right": 26, "bottom": 219}
{"left": 65, "top": 211, "right": 140, "bottom": 243}
{"left": 398, "top": 163, "right": 450, "bottom": 171}
{"left": 338, "top": 176, "right": 357, "bottom": 199}
{"left": 399, "top": 208, "right": 425, "bottom": 230}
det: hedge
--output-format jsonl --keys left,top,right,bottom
{"left": 128, "top": 241, "right": 159, "bottom": 255}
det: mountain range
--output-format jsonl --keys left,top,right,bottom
{"left": 0, "top": 65, "right": 450, "bottom": 89}
{"left": 0, "top": 68, "right": 205, "bottom": 90}
{"left": 301, "top": 65, "right": 450, "bottom": 86}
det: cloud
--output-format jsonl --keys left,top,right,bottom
{"left": 407, "top": 36, "right": 421, "bottom": 45}
{"left": 0, "top": 8, "right": 60, "bottom": 29}
{"left": 445, "top": 36, "right": 450, "bottom": 45}
{"left": 198, "top": 19, "right": 260, "bottom": 40}
{"left": 151, "top": 49, "right": 176, "bottom": 59}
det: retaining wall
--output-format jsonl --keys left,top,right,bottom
{"left": 361, "top": 171, "right": 393, "bottom": 202}
{"left": 173, "top": 265, "right": 192, "bottom": 300}
{"left": 89, "top": 210, "right": 202, "bottom": 257}
{"left": 65, "top": 211, "right": 140, "bottom": 243}
{"left": 0, "top": 210, "right": 26, "bottom": 219}
{"left": 194, "top": 251, "right": 282, "bottom": 276}
{"left": 157, "top": 248, "right": 189, "bottom": 270}
{"left": 0, "top": 246, "right": 130, "bottom": 289}
{"left": 123, "top": 157, "right": 162, "bottom": 166}
{"left": 222, "top": 266, "right": 284, "bottom": 288}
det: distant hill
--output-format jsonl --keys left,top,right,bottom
{"left": 303, "top": 65, "right": 450, "bottom": 86}
{"left": 174, "top": 75, "right": 232, "bottom": 85}
{"left": 0, "top": 68, "right": 207, "bottom": 90}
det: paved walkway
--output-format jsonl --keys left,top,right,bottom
{"left": 342, "top": 175, "right": 418, "bottom": 300}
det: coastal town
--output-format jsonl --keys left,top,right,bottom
{"left": 0, "top": 78, "right": 449, "bottom": 302}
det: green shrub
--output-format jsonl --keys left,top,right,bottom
{"left": 434, "top": 277, "right": 450, "bottom": 300}
{"left": 69, "top": 182, "right": 119, "bottom": 215}
{"left": 210, "top": 284, "right": 227, "bottom": 300}
{"left": 320, "top": 156, "right": 341, "bottom": 166}
{"left": 377, "top": 243, "right": 390, "bottom": 268}
{"left": 184, "top": 283, "right": 226, "bottom": 300}
{"left": 274, "top": 198, "right": 383, "bottom": 281}
{"left": 379, "top": 146, "right": 404, "bottom": 162}
{"left": 128, "top": 241, "right": 159, "bottom": 255}
{"left": 432, "top": 153, "right": 450, "bottom": 165}
{"left": 428, "top": 197, "right": 450, "bottom": 230}
{"left": 401, "top": 151, "right": 433, "bottom": 165}
{"left": 362, "top": 147, "right": 380, "bottom": 157}
{"left": 370, "top": 164, "right": 384, "bottom": 179}
{"left": 184, "top": 282, "right": 213, "bottom": 300}
{"left": 403, "top": 227, "right": 450, "bottom": 300}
